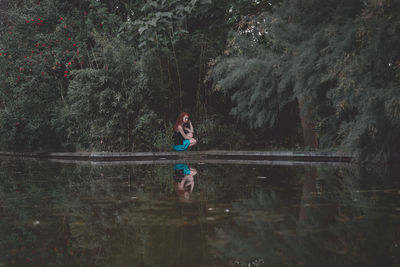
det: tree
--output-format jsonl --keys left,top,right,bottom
{"left": 208, "top": 0, "right": 400, "bottom": 161}
{"left": 0, "top": 0, "right": 90, "bottom": 150}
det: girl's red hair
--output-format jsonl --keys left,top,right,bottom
{"left": 173, "top": 112, "right": 189, "bottom": 132}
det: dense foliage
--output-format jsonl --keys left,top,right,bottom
{"left": 0, "top": 0, "right": 399, "bottom": 161}
{"left": 208, "top": 0, "right": 400, "bottom": 161}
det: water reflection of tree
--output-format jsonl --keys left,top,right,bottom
{"left": 314, "top": 164, "right": 400, "bottom": 267}
{"left": 0, "top": 160, "right": 174, "bottom": 266}
{"left": 0, "top": 160, "right": 228, "bottom": 266}
{"left": 2, "top": 159, "right": 398, "bottom": 266}
{"left": 212, "top": 165, "right": 400, "bottom": 266}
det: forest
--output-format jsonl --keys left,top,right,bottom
{"left": 1, "top": 0, "right": 399, "bottom": 162}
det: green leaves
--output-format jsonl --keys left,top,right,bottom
{"left": 62, "top": 34, "right": 173, "bottom": 152}
{"left": 127, "top": 0, "right": 209, "bottom": 50}
{"left": 208, "top": 0, "right": 400, "bottom": 161}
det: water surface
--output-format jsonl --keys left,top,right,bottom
{"left": 0, "top": 158, "right": 399, "bottom": 266}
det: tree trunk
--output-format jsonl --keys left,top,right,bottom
{"left": 298, "top": 99, "right": 318, "bottom": 148}
{"left": 298, "top": 167, "right": 318, "bottom": 225}
{"left": 197, "top": 42, "right": 205, "bottom": 114}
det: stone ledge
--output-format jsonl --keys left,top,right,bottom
{"left": 0, "top": 150, "right": 353, "bottom": 162}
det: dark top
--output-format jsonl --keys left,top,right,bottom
{"left": 173, "top": 130, "right": 185, "bottom": 145}
{"left": 182, "top": 122, "right": 190, "bottom": 134}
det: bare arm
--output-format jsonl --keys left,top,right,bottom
{"left": 188, "top": 177, "right": 194, "bottom": 192}
{"left": 183, "top": 121, "right": 194, "bottom": 133}
{"left": 178, "top": 126, "right": 191, "bottom": 139}
{"left": 189, "top": 121, "right": 194, "bottom": 133}
{"left": 182, "top": 175, "right": 194, "bottom": 193}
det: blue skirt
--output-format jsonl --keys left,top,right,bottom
{"left": 173, "top": 139, "right": 190, "bottom": 151}
{"left": 174, "top": 163, "right": 191, "bottom": 175}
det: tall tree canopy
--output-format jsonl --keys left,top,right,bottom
{"left": 208, "top": 0, "right": 400, "bottom": 161}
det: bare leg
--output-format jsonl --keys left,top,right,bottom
{"left": 189, "top": 138, "right": 197, "bottom": 147}
{"left": 189, "top": 168, "right": 197, "bottom": 176}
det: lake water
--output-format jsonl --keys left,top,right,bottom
{"left": 0, "top": 158, "right": 399, "bottom": 266}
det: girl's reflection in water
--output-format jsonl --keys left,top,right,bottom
{"left": 173, "top": 163, "right": 197, "bottom": 202}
